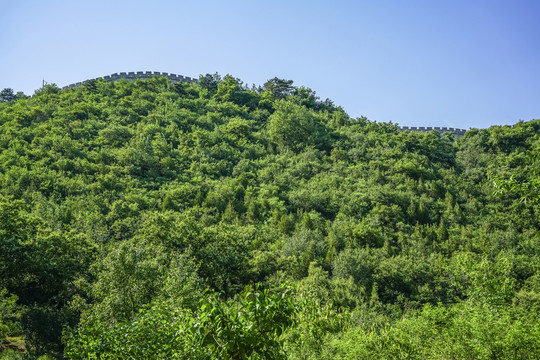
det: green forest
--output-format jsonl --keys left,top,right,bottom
{"left": 0, "top": 74, "right": 538, "bottom": 359}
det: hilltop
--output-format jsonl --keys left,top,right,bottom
{"left": 0, "top": 74, "right": 538, "bottom": 359}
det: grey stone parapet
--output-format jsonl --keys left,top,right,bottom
{"left": 399, "top": 125, "right": 467, "bottom": 136}
{"left": 62, "top": 71, "right": 197, "bottom": 89}
{"left": 60, "top": 74, "right": 468, "bottom": 136}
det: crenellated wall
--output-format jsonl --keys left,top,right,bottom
{"left": 398, "top": 125, "right": 467, "bottom": 136}
{"left": 61, "top": 71, "right": 196, "bottom": 89}
{"left": 61, "top": 72, "right": 468, "bottom": 135}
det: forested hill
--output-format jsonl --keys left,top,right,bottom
{"left": 0, "top": 74, "right": 539, "bottom": 359}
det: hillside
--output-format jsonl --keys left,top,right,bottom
{"left": 0, "top": 74, "right": 539, "bottom": 359}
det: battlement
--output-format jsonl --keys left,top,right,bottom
{"left": 399, "top": 125, "right": 467, "bottom": 136}
{"left": 60, "top": 73, "right": 468, "bottom": 135}
{"left": 62, "top": 71, "right": 196, "bottom": 89}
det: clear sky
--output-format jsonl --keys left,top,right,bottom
{"left": 1, "top": 0, "right": 539, "bottom": 129}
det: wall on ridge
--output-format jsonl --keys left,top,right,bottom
{"left": 61, "top": 73, "right": 468, "bottom": 135}
{"left": 398, "top": 126, "right": 467, "bottom": 136}
{"left": 61, "top": 71, "right": 196, "bottom": 89}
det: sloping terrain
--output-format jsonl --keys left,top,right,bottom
{"left": 0, "top": 75, "right": 538, "bottom": 359}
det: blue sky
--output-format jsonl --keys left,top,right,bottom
{"left": 1, "top": 0, "right": 539, "bottom": 129}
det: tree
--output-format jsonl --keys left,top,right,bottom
{"left": 198, "top": 73, "right": 222, "bottom": 94}
{"left": 267, "top": 100, "right": 328, "bottom": 152}
{"left": 493, "top": 150, "right": 539, "bottom": 203}
{"left": 215, "top": 75, "right": 257, "bottom": 107}
{"left": 0, "top": 288, "right": 20, "bottom": 340}
{"left": 194, "top": 284, "right": 296, "bottom": 359}
{"left": 65, "top": 284, "right": 296, "bottom": 360}
{"left": 493, "top": 175, "right": 539, "bottom": 203}
{"left": 15, "top": 91, "right": 28, "bottom": 100}
{"left": 263, "top": 77, "right": 294, "bottom": 99}
{"left": 0, "top": 88, "right": 16, "bottom": 102}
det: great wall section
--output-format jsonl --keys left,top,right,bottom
{"left": 61, "top": 71, "right": 197, "bottom": 90}
{"left": 398, "top": 126, "right": 466, "bottom": 136}
{"left": 62, "top": 72, "right": 468, "bottom": 135}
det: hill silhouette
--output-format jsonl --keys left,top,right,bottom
{"left": 0, "top": 74, "right": 538, "bottom": 359}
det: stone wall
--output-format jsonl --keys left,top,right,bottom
{"left": 398, "top": 126, "right": 467, "bottom": 136}
{"left": 62, "top": 71, "right": 196, "bottom": 89}
{"left": 61, "top": 72, "right": 468, "bottom": 135}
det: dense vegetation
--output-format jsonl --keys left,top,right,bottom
{"left": 0, "top": 74, "right": 538, "bottom": 359}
